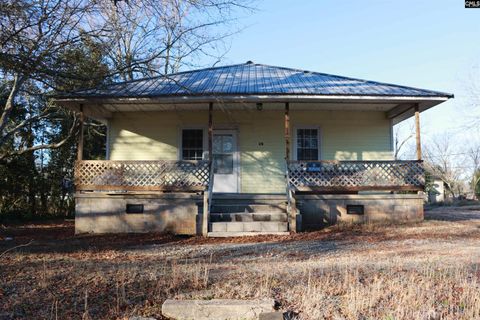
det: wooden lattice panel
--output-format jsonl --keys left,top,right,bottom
{"left": 287, "top": 160, "right": 425, "bottom": 192}
{"left": 75, "top": 160, "right": 210, "bottom": 191}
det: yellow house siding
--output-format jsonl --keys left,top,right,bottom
{"left": 290, "top": 111, "right": 393, "bottom": 161}
{"left": 109, "top": 112, "right": 208, "bottom": 160}
{"left": 230, "top": 111, "right": 285, "bottom": 194}
{"left": 109, "top": 108, "right": 393, "bottom": 193}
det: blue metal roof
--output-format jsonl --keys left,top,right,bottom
{"left": 63, "top": 62, "right": 453, "bottom": 99}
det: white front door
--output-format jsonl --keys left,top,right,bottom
{"left": 212, "top": 130, "right": 239, "bottom": 193}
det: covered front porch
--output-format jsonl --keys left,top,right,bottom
{"left": 73, "top": 101, "right": 426, "bottom": 235}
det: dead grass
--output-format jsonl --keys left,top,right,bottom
{"left": 1, "top": 207, "right": 480, "bottom": 319}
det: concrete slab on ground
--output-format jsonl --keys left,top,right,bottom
{"left": 259, "top": 312, "right": 284, "bottom": 320}
{"left": 161, "top": 298, "right": 275, "bottom": 320}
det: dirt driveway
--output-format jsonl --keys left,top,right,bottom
{"left": 1, "top": 206, "right": 479, "bottom": 319}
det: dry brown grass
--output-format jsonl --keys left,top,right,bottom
{"left": 1, "top": 206, "right": 480, "bottom": 320}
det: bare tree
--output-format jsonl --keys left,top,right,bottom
{"left": 393, "top": 121, "right": 415, "bottom": 160}
{"left": 0, "top": 0, "right": 104, "bottom": 161}
{"left": 467, "top": 142, "right": 480, "bottom": 199}
{"left": 0, "top": 0, "right": 253, "bottom": 161}
{"left": 462, "top": 63, "right": 480, "bottom": 128}
{"left": 423, "top": 134, "right": 465, "bottom": 198}
{"left": 95, "top": 0, "right": 253, "bottom": 80}
{"left": 0, "top": 0, "right": 254, "bottom": 161}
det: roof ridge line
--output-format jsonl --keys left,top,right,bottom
{"left": 164, "top": 62, "right": 248, "bottom": 77}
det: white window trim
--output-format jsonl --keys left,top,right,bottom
{"left": 292, "top": 126, "right": 322, "bottom": 161}
{"left": 178, "top": 127, "right": 208, "bottom": 160}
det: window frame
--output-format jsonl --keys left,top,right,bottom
{"left": 178, "top": 127, "right": 207, "bottom": 161}
{"left": 293, "top": 126, "right": 322, "bottom": 161}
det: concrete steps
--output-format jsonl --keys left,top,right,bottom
{"left": 210, "top": 212, "right": 288, "bottom": 222}
{"left": 211, "top": 204, "right": 287, "bottom": 214}
{"left": 208, "top": 194, "right": 290, "bottom": 237}
{"left": 210, "top": 221, "right": 288, "bottom": 232}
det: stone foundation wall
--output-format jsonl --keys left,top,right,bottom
{"left": 75, "top": 192, "right": 202, "bottom": 234}
{"left": 296, "top": 193, "right": 424, "bottom": 230}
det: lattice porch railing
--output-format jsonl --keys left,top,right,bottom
{"left": 287, "top": 160, "right": 424, "bottom": 192}
{"left": 75, "top": 160, "right": 210, "bottom": 192}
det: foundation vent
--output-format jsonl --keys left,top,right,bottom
{"left": 126, "top": 204, "right": 144, "bottom": 214}
{"left": 346, "top": 205, "right": 364, "bottom": 215}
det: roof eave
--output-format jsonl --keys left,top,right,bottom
{"left": 53, "top": 93, "right": 452, "bottom": 105}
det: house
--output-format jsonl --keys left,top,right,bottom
{"left": 54, "top": 62, "right": 453, "bottom": 236}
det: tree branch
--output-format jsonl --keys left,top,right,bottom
{"left": 0, "top": 74, "right": 26, "bottom": 135}
{"left": 0, "top": 113, "right": 78, "bottom": 162}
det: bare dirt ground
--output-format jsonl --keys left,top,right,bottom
{"left": 1, "top": 207, "right": 479, "bottom": 320}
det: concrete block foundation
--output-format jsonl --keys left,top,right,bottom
{"left": 75, "top": 192, "right": 202, "bottom": 235}
{"left": 297, "top": 193, "right": 424, "bottom": 230}
{"left": 75, "top": 192, "right": 424, "bottom": 235}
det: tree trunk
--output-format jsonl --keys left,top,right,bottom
{"left": 0, "top": 75, "right": 25, "bottom": 138}
{"left": 26, "top": 125, "right": 37, "bottom": 216}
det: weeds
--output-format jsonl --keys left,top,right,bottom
{"left": 1, "top": 207, "right": 479, "bottom": 319}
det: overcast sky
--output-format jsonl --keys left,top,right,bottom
{"left": 219, "top": 0, "right": 480, "bottom": 150}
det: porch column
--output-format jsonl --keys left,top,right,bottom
{"left": 208, "top": 102, "right": 213, "bottom": 162}
{"left": 285, "top": 102, "right": 290, "bottom": 161}
{"left": 414, "top": 104, "right": 422, "bottom": 160}
{"left": 77, "top": 104, "right": 84, "bottom": 161}
{"left": 285, "top": 102, "right": 297, "bottom": 232}
{"left": 202, "top": 102, "right": 213, "bottom": 236}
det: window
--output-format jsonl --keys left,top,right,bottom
{"left": 296, "top": 128, "right": 319, "bottom": 161}
{"left": 181, "top": 129, "right": 204, "bottom": 160}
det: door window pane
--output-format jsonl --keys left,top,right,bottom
{"left": 222, "top": 135, "right": 233, "bottom": 152}
{"left": 213, "top": 134, "right": 234, "bottom": 174}
{"left": 182, "top": 129, "right": 203, "bottom": 160}
{"left": 213, "top": 135, "right": 222, "bottom": 153}
{"left": 297, "top": 129, "right": 319, "bottom": 161}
